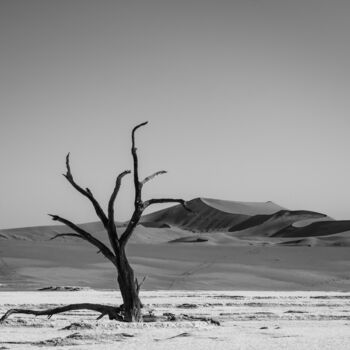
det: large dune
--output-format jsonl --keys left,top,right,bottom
{"left": 140, "top": 198, "right": 252, "bottom": 232}
{"left": 0, "top": 197, "right": 349, "bottom": 291}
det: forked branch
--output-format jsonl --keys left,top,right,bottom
{"left": 120, "top": 122, "right": 190, "bottom": 248}
{"left": 63, "top": 153, "right": 108, "bottom": 228}
{"left": 119, "top": 210, "right": 143, "bottom": 248}
{"left": 119, "top": 122, "right": 148, "bottom": 247}
{"left": 0, "top": 303, "right": 124, "bottom": 323}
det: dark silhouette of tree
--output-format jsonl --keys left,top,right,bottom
{"left": 0, "top": 122, "right": 190, "bottom": 323}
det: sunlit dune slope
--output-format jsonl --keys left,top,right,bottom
{"left": 201, "top": 198, "right": 285, "bottom": 215}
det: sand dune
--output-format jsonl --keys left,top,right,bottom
{"left": 140, "top": 198, "right": 344, "bottom": 241}
{"left": 141, "top": 198, "right": 250, "bottom": 232}
{"left": 0, "top": 197, "right": 349, "bottom": 291}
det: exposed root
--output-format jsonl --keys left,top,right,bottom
{"left": 0, "top": 303, "right": 125, "bottom": 323}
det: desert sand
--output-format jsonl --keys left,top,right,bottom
{"left": 0, "top": 198, "right": 349, "bottom": 291}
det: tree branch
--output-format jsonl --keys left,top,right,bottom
{"left": 141, "top": 171, "right": 167, "bottom": 186}
{"left": 63, "top": 153, "right": 108, "bottom": 228}
{"left": 131, "top": 122, "right": 148, "bottom": 207}
{"left": 48, "top": 214, "right": 116, "bottom": 265}
{"left": 119, "top": 122, "right": 148, "bottom": 248}
{"left": 107, "top": 170, "right": 131, "bottom": 253}
{"left": 143, "top": 198, "right": 192, "bottom": 212}
{"left": 0, "top": 303, "right": 124, "bottom": 323}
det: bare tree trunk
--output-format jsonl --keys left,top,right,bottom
{"left": 116, "top": 249, "right": 142, "bottom": 322}
{"left": 0, "top": 122, "right": 191, "bottom": 324}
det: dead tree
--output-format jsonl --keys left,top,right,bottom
{"left": 0, "top": 122, "right": 190, "bottom": 323}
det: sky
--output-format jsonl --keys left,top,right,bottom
{"left": 1, "top": 0, "right": 350, "bottom": 229}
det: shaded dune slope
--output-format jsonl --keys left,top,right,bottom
{"left": 273, "top": 220, "right": 350, "bottom": 238}
{"left": 230, "top": 210, "right": 327, "bottom": 237}
{"left": 141, "top": 198, "right": 251, "bottom": 232}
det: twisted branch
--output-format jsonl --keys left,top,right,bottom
{"left": 0, "top": 304, "right": 124, "bottom": 323}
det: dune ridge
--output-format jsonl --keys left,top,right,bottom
{"left": 0, "top": 197, "right": 348, "bottom": 244}
{"left": 201, "top": 198, "right": 285, "bottom": 215}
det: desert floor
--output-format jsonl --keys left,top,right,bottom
{"left": 2, "top": 240, "right": 350, "bottom": 291}
{"left": 2, "top": 198, "right": 350, "bottom": 292}
{"left": 0, "top": 290, "right": 349, "bottom": 349}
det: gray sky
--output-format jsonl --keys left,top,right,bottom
{"left": 1, "top": 0, "right": 350, "bottom": 229}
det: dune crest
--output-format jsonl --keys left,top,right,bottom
{"left": 201, "top": 198, "right": 285, "bottom": 215}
